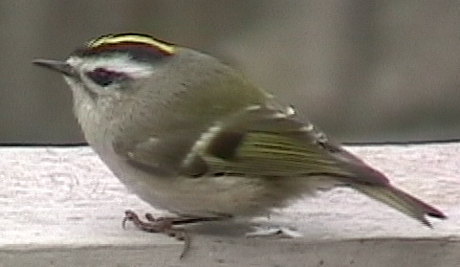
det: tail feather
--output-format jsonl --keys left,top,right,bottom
{"left": 352, "top": 184, "right": 447, "bottom": 227}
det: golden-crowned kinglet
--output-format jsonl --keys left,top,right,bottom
{"left": 33, "top": 33, "right": 446, "bottom": 230}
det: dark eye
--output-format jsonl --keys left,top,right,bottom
{"left": 86, "top": 68, "right": 126, "bottom": 87}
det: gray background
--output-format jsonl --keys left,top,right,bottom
{"left": 1, "top": 0, "right": 459, "bottom": 144}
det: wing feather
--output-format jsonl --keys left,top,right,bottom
{"left": 186, "top": 105, "right": 370, "bottom": 179}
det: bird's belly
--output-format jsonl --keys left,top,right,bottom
{"left": 105, "top": 157, "right": 340, "bottom": 217}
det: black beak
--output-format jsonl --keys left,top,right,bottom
{"left": 32, "top": 59, "right": 76, "bottom": 77}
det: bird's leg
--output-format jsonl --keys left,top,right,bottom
{"left": 122, "top": 210, "right": 190, "bottom": 258}
{"left": 122, "top": 210, "right": 230, "bottom": 259}
{"left": 122, "top": 211, "right": 182, "bottom": 236}
{"left": 144, "top": 212, "right": 230, "bottom": 225}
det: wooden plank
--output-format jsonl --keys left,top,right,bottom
{"left": 0, "top": 144, "right": 459, "bottom": 266}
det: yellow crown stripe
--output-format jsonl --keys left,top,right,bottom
{"left": 87, "top": 34, "right": 176, "bottom": 54}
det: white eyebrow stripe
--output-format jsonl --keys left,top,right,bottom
{"left": 67, "top": 55, "right": 155, "bottom": 79}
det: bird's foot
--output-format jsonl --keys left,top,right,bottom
{"left": 245, "top": 225, "right": 302, "bottom": 238}
{"left": 122, "top": 210, "right": 190, "bottom": 258}
{"left": 122, "top": 210, "right": 230, "bottom": 259}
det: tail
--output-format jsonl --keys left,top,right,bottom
{"left": 351, "top": 184, "right": 447, "bottom": 227}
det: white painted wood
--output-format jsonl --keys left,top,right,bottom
{"left": 0, "top": 143, "right": 459, "bottom": 267}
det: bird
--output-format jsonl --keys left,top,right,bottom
{"left": 33, "top": 33, "right": 446, "bottom": 240}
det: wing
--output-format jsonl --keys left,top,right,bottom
{"left": 181, "top": 105, "right": 389, "bottom": 184}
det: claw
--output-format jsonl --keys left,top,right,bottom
{"left": 122, "top": 210, "right": 138, "bottom": 230}
{"left": 121, "top": 210, "right": 192, "bottom": 259}
{"left": 121, "top": 210, "right": 231, "bottom": 259}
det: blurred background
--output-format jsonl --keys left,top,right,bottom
{"left": 1, "top": 0, "right": 459, "bottom": 144}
